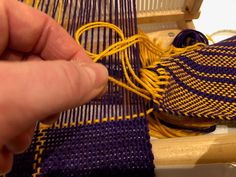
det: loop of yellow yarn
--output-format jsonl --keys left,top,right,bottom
{"left": 75, "top": 22, "right": 206, "bottom": 106}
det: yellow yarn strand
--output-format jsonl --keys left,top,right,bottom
{"left": 206, "top": 34, "right": 215, "bottom": 44}
{"left": 34, "top": 0, "right": 40, "bottom": 9}
{"left": 57, "top": 0, "right": 63, "bottom": 24}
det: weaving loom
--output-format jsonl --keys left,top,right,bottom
{"left": 4, "top": 0, "right": 236, "bottom": 176}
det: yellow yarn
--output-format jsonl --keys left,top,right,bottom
{"left": 149, "top": 114, "right": 201, "bottom": 138}
{"left": 34, "top": 0, "right": 40, "bottom": 9}
{"left": 207, "top": 29, "right": 236, "bottom": 44}
{"left": 206, "top": 34, "right": 215, "bottom": 44}
{"left": 75, "top": 22, "right": 205, "bottom": 105}
{"left": 148, "top": 112, "right": 217, "bottom": 138}
{"left": 57, "top": 0, "right": 63, "bottom": 24}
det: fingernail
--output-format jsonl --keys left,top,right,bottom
{"left": 83, "top": 63, "right": 108, "bottom": 89}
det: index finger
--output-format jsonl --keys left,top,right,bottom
{"left": 0, "top": 0, "right": 91, "bottom": 62}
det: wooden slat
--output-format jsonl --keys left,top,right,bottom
{"left": 151, "top": 133, "right": 236, "bottom": 166}
{"left": 184, "top": 0, "right": 203, "bottom": 15}
{"left": 137, "top": 10, "right": 200, "bottom": 24}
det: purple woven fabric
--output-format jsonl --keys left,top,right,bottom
{"left": 39, "top": 119, "right": 154, "bottom": 177}
{"left": 8, "top": 119, "right": 154, "bottom": 177}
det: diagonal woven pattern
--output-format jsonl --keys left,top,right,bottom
{"left": 157, "top": 36, "right": 236, "bottom": 120}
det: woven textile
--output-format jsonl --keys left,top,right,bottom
{"left": 157, "top": 36, "right": 236, "bottom": 120}
{"left": 9, "top": 119, "right": 154, "bottom": 177}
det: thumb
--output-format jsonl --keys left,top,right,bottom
{"left": 0, "top": 60, "right": 108, "bottom": 143}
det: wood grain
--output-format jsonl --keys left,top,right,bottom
{"left": 151, "top": 133, "right": 236, "bottom": 166}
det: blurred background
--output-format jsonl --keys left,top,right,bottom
{"left": 194, "top": 0, "right": 236, "bottom": 42}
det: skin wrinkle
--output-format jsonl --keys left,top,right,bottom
{"left": 31, "top": 15, "right": 51, "bottom": 56}
{"left": 35, "top": 20, "right": 78, "bottom": 60}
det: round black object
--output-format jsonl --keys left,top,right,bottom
{"left": 173, "top": 29, "right": 209, "bottom": 48}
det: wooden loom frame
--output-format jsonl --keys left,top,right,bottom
{"left": 136, "top": 0, "right": 236, "bottom": 169}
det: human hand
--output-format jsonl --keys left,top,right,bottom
{"left": 0, "top": 0, "right": 108, "bottom": 174}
